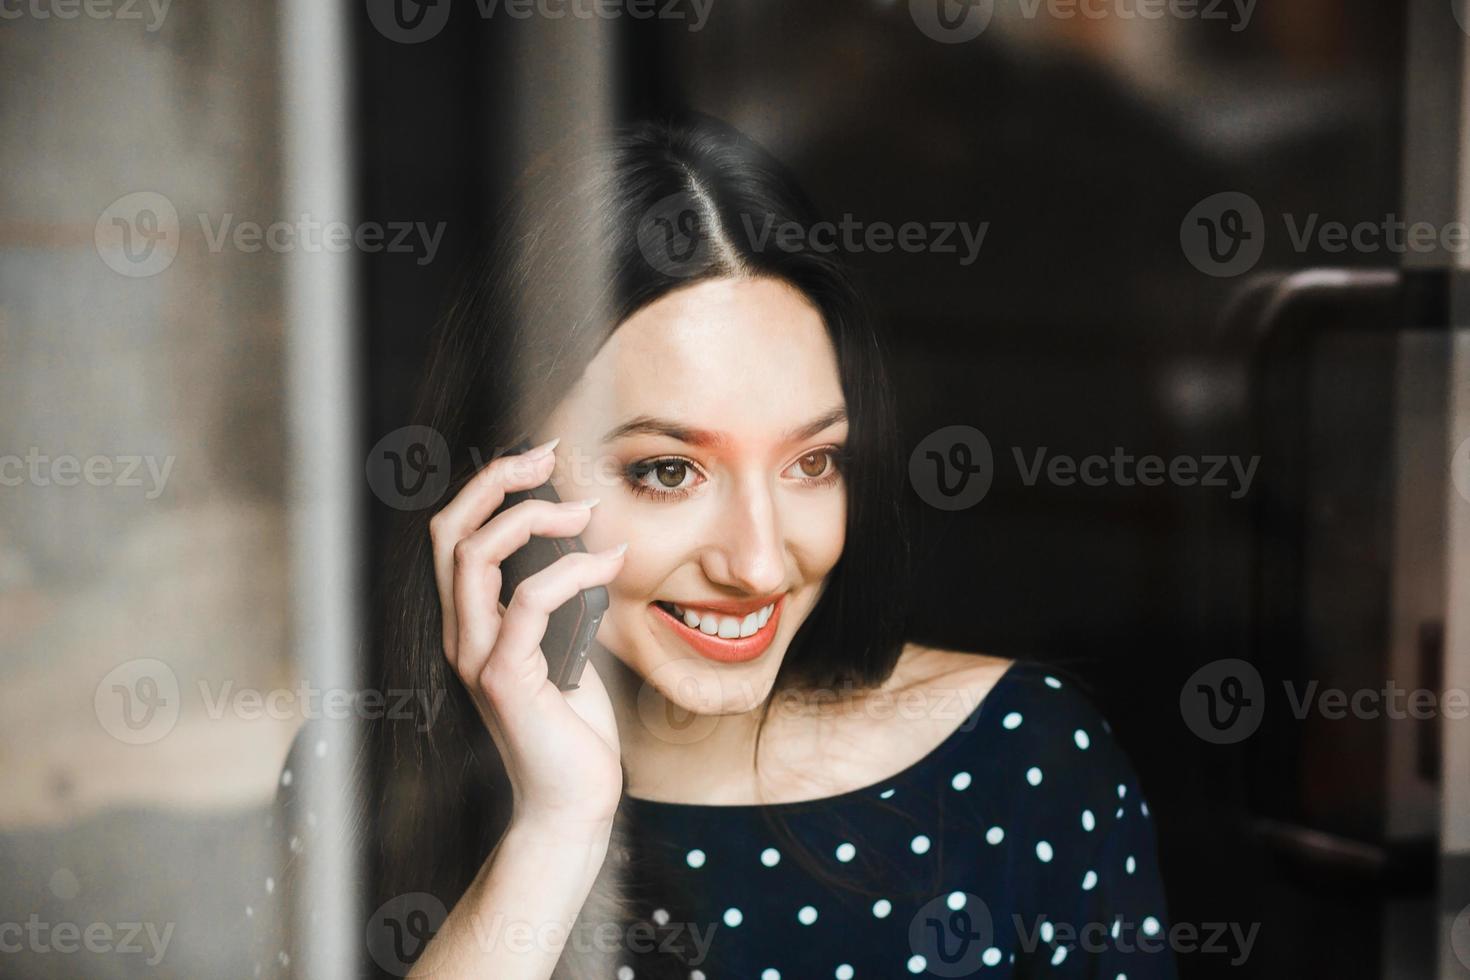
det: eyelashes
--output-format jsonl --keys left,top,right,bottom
{"left": 622, "top": 445, "right": 849, "bottom": 502}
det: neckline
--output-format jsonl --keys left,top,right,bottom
{"left": 621, "top": 658, "right": 1020, "bottom": 813}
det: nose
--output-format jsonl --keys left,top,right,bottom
{"left": 699, "top": 469, "right": 787, "bottom": 597}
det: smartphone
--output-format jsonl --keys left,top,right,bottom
{"left": 489, "top": 439, "right": 609, "bottom": 690}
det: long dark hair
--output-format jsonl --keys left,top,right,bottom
{"left": 369, "top": 112, "right": 913, "bottom": 978}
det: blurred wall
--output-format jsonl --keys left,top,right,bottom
{"left": 0, "top": 3, "right": 291, "bottom": 976}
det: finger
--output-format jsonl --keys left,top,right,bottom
{"left": 481, "top": 545, "right": 628, "bottom": 711}
{"left": 428, "top": 443, "right": 557, "bottom": 664}
{"left": 449, "top": 498, "right": 600, "bottom": 682}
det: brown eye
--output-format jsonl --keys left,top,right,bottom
{"left": 655, "top": 461, "right": 687, "bottom": 488}
{"left": 798, "top": 452, "right": 828, "bottom": 478}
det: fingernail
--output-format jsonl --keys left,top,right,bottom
{"left": 600, "top": 541, "right": 628, "bottom": 558}
{"left": 526, "top": 436, "right": 561, "bottom": 459}
{"left": 568, "top": 497, "right": 600, "bottom": 508}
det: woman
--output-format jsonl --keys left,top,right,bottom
{"left": 253, "top": 113, "right": 1177, "bottom": 979}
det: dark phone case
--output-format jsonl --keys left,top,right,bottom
{"left": 490, "top": 440, "right": 609, "bottom": 690}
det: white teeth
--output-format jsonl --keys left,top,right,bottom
{"left": 665, "top": 599, "right": 777, "bottom": 638}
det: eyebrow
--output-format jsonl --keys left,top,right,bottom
{"left": 600, "top": 405, "right": 849, "bottom": 448}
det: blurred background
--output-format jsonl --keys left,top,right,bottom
{"left": 3, "top": 0, "right": 1470, "bottom": 976}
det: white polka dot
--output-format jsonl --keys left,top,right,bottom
{"left": 723, "top": 907, "right": 743, "bottom": 927}
{"left": 1141, "top": 801, "right": 1150, "bottom": 817}
{"left": 947, "top": 892, "right": 966, "bottom": 910}
{"left": 1002, "top": 711, "right": 1023, "bottom": 730}
{"left": 1026, "top": 766, "right": 1043, "bottom": 786}
{"left": 1142, "top": 916, "right": 1161, "bottom": 936}
{"left": 1044, "top": 675, "right": 1062, "bottom": 688}
{"left": 617, "top": 967, "right": 634, "bottom": 980}
{"left": 1082, "top": 870, "right": 1098, "bottom": 891}
{"left": 906, "top": 955, "right": 926, "bottom": 973}
{"left": 872, "top": 899, "right": 891, "bottom": 918}
{"left": 686, "top": 849, "right": 706, "bottom": 868}
{"left": 835, "top": 842, "right": 856, "bottom": 863}
{"left": 835, "top": 967, "right": 854, "bottom": 980}
{"left": 982, "top": 947, "right": 1002, "bottom": 966}
{"left": 1051, "top": 946, "right": 1068, "bottom": 965}
{"left": 1126, "top": 856, "right": 1137, "bottom": 875}
{"left": 1117, "top": 975, "right": 1127, "bottom": 980}
{"left": 797, "top": 905, "right": 818, "bottom": 925}
{"left": 1116, "top": 806, "right": 1125, "bottom": 818}
{"left": 985, "top": 826, "right": 1005, "bottom": 845}
{"left": 1112, "top": 918, "right": 1122, "bottom": 939}
{"left": 245, "top": 905, "right": 253, "bottom": 918}
{"left": 1082, "top": 809, "right": 1096, "bottom": 832}
{"left": 910, "top": 834, "right": 931, "bottom": 855}
{"left": 280, "top": 769, "right": 292, "bottom": 787}
{"left": 1036, "top": 840, "right": 1054, "bottom": 862}
{"left": 1118, "top": 783, "right": 1128, "bottom": 798}
{"left": 761, "top": 847, "right": 781, "bottom": 867}
{"left": 951, "top": 771, "right": 972, "bottom": 791}
{"left": 1041, "top": 921, "right": 1055, "bottom": 943}
{"left": 880, "top": 788, "right": 895, "bottom": 799}
{"left": 652, "top": 908, "right": 670, "bottom": 926}
{"left": 691, "top": 972, "right": 706, "bottom": 980}
{"left": 1074, "top": 729, "right": 1090, "bottom": 750}
{"left": 314, "top": 739, "right": 326, "bottom": 758}
{"left": 761, "top": 970, "right": 779, "bottom": 980}
{"left": 265, "top": 877, "right": 274, "bottom": 895}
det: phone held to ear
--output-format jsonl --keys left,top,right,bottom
{"left": 489, "top": 439, "right": 609, "bottom": 691}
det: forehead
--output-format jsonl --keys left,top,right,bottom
{"left": 578, "top": 276, "right": 846, "bottom": 437}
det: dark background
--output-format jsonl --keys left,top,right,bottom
{"left": 353, "top": 3, "right": 1445, "bottom": 976}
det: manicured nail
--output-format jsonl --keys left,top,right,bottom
{"left": 600, "top": 541, "right": 628, "bottom": 558}
{"left": 568, "top": 497, "right": 600, "bottom": 509}
{"left": 526, "top": 436, "right": 561, "bottom": 459}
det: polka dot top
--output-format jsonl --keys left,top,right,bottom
{"left": 615, "top": 660, "right": 1178, "bottom": 978}
{"left": 246, "top": 660, "right": 1175, "bottom": 979}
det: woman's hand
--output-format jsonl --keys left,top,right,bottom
{"left": 429, "top": 437, "right": 627, "bottom": 842}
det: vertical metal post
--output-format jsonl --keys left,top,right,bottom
{"left": 278, "top": 1, "right": 364, "bottom": 977}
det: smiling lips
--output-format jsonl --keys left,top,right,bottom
{"left": 650, "top": 594, "right": 786, "bottom": 663}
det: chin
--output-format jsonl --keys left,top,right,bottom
{"left": 596, "top": 591, "right": 810, "bottom": 731}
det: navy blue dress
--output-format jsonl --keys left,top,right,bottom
{"left": 616, "top": 660, "right": 1177, "bottom": 979}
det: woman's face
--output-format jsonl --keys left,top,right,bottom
{"left": 539, "top": 275, "right": 848, "bottom": 716}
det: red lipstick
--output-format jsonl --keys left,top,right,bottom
{"left": 649, "top": 594, "right": 785, "bottom": 663}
